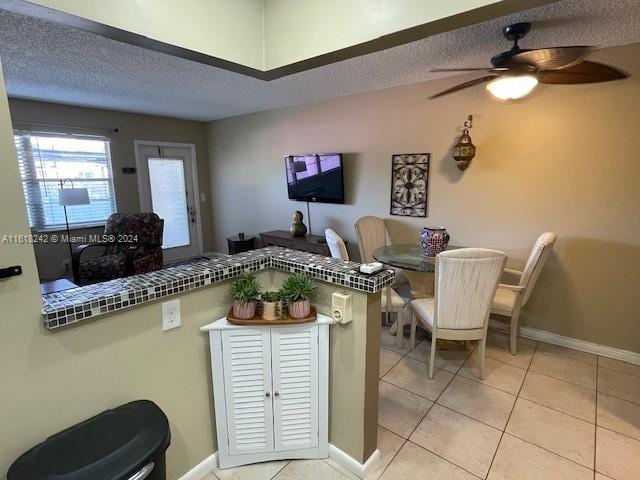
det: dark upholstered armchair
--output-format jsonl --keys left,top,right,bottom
{"left": 72, "top": 212, "right": 164, "bottom": 285}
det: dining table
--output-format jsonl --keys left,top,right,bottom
{"left": 373, "top": 243, "right": 461, "bottom": 299}
{"left": 373, "top": 243, "right": 461, "bottom": 342}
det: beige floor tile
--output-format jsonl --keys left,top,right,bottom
{"left": 437, "top": 375, "right": 516, "bottom": 429}
{"left": 410, "top": 404, "right": 502, "bottom": 478}
{"left": 406, "top": 339, "right": 471, "bottom": 374}
{"left": 537, "top": 343, "right": 597, "bottom": 364}
{"left": 595, "top": 474, "right": 614, "bottom": 480}
{"left": 275, "top": 460, "right": 351, "bottom": 480}
{"left": 214, "top": 461, "right": 288, "bottom": 480}
{"left": 200, "top": 474, "right": 217, "bottom": 480}
{"left": 378, "top": 381, "right": 433, "bottom": 438}
{"left": 322, "top": 460, "right": 360, "bottom": 480}
{"left": 520, "top": 371, "right": 596, "bottom": 422}
{"left": 380, "top": 348, "right": 404, "bottom": 378}
{"left": 530, "top": 350, "right": 597, "bottom": 390}
{"left": 326, "top": 427, "right": 406, "bottom": 480}
{"left": 487, "top": 433, "right": 593, "bottom": 480}
{"left": 484, "top": 330, "right": 537, "bottom": 369}
{"left": 597, "top": 393, "right": 640, "bottom": 441}
{"left": 381, "top": 326, "right": 412, "bottom": 355}
{"left": 366, "top": 427, "right": 406, "bottom": 480}
{"left": 506, "top": 398, "right": 595, "bottom": 468}
{"left": 598, "top": 367, "right": 640, "bottom": 404}
{"left": 380, "top": 441, "right": 477, "bottom": 480}
{"left": 596, "top": 427, "right": 640, "bottom": 480}
{"left": 459, "top": 355, "right": 526, "bottom": 395}
{"left": 382, "top": 357, "right": 454, "bottom": 401}
{"left": 599, "top": 357, "right": 640, "bottom": 378}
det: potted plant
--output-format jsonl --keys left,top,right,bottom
{"left": 280, "top": 272, "right": 316, "bottom": 319}
{"left": 260, "top": 291, "right": 282, "bottom": 321}
{"left": 230, "top": 270, "right": 261, "bottom": 319}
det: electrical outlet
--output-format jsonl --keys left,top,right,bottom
{"left": 162, "top": 299, "right": 181, "bottom": 331}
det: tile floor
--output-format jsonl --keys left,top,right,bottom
{"left": 200, "top": 326, "right": 640, "bottom": 480}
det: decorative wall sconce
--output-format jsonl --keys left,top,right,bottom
{"left": 452, "top": 115, "right": 476, "bottom": 171}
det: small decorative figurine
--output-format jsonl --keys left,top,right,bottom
{"left": 289, "top": 210, "right": 308, "bottom": 237}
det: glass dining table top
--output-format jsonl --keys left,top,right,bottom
{"left": 372, "top": 244, "right": 461, "bottom": 272}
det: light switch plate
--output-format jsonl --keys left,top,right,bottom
{"left": 162, "top": 299, "right": 181, "bottom": 331}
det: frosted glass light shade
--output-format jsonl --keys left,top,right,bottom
{"left": 58, "top": 187, "right": 90, "bottom": 206}
{"left": 486, "top": 75, "right": 538, "bottom": 100}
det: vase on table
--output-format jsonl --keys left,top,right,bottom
{"left": 419, "top": 226, "right": 450, "bottom": 257}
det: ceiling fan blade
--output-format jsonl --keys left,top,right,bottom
{"left": 429, "top": 75, "right": 498, "bottom": 99}
{"left": 431, "top": 68, "right": 492, "bottom": 72}
{"left": 512, "top": 46, "right": 593, "bottom": 70}
{"left": 536, "top": 61, "right": 630, "bottom": 84}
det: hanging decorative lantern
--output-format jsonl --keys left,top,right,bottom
{"left": 452, "top": 115, "right": 476, "bottom": 171}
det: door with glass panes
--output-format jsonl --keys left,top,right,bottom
{"left": 135, "top": 143, "right": 201, "bottom": 263}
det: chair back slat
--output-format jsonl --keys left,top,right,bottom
{"left": 325, "top": 228, "right": 349, "bottom": 261}
{"left": 435, "top": 248, "right": 506, "bottom": 330}
{"left": 519, "top": 232, "right": 557, "bottom": 305}
{"left": 354, "top": 216, "right": 387, "bottom": 263}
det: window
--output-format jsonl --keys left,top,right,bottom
{"left": 13, "top": 130, "right": 117, "bottom": 230}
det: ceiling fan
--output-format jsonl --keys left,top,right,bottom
{"left": 429, "top": 22, "right": 629, "bottom": 100}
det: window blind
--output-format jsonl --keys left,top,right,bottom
{"left": 13, "top": 130, "right": 117, "bottom": 230}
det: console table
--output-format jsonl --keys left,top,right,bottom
{"left": 260, "top": 230, "right": 345, "bottom": 257}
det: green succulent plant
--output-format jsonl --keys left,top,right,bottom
{"left": 261, "top": 291, "right": 282, "bottom": 302}
{"left": 280, "top": 272, "right": 315, "bottom": 303}
{"left": 230, "top": 270, "right": 262, "bottom": 304}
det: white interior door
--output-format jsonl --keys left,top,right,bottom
{"left": 221, "top": 328, "right": 275, "bottom": 456}
{"left": 136, "top": 143, "right": 201, "bottom": 263}
{"left": 271, "top": 325, "right": 319, "bottom": 451}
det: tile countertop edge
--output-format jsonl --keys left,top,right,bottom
{"left": 41, "top": 247, "right": 395, "bottom": 330}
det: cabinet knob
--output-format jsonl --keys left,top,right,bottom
{"left": 274, "top": 391, "right": 280, "bottom": 397}
{"left": 265, "top": 392, "right": 271, "bottom": 398}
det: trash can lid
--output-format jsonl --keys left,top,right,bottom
{"left": 8, "top": 400, "right": 170, "bottom": 480}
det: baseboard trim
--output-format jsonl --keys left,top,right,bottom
{"left": 178, "top": 452, "right": 218, "bottom": 480}
{"left": 177, "top": 446, "right": 380, "bottom": 480}
{"left": 329, "top": 444, "right": 381, "bottom": 479}
{"left": 490, "top": 320, "right": 640, "bottom": 366}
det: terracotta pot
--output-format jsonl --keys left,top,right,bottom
{"left": 262, "top": 301, "right": 280, "bottom": 321}
{"left": 288, "top": 299, "right": 311, "bottom": 319}
{"left": 232, "top": 300, "right": 256, "bottom": 319}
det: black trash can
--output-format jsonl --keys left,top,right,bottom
{"left": 8, "top": 400, "right": 170, "bottom": 480}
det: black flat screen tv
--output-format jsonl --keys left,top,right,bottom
{"left": 285, "top": 153, "right": 344, "bottom": 204}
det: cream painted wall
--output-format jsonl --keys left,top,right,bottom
{"left": 28, "top": 0, "right": 265, "bottom": 69}
{"left": 8, "top": 99, "right": 214, "bottom": 280}
{"left": 207, "top": 43, "right": 640, "bottom": 353}
{"left": 264, "top": 0, "right": 501, "bottom": 68}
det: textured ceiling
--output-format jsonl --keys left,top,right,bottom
{"left": 0, "top": 0, "right": 639, "bottom": 121}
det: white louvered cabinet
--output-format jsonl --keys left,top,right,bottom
{"left": 202, "top": 315, "right": 333, "bottom": 469}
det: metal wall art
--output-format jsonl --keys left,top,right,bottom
{"left": 390, "top": 153, "right": 430, "bottom": 217}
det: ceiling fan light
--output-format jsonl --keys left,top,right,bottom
{"left": 486, "top": 75, "right": 538, "bottom": 100}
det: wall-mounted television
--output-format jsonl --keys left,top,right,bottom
{"left": 285, "top": 153, "right": 344, "bottom": 204}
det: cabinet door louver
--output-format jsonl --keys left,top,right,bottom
{"left": 221, "top": 329, "right": 275, "bottom": 455}
{"left": 271, "top": 325, "right": 319, "bottom": 451}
